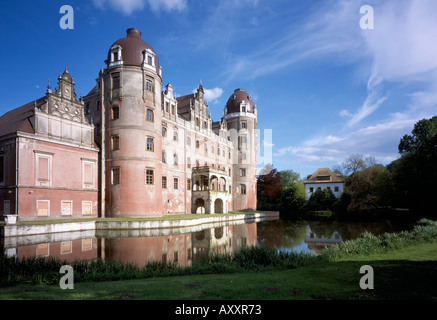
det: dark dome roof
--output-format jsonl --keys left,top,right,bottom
{"left": 225, "top": 89, "right": 255, "bottom": 114}
{"left": 108, "top": 28, "right": 160, "bottom": 74}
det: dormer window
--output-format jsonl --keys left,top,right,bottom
{"left": 142, "top": 49, "right": 156, "bottom": 70}
{"left": 109, "top": 45, "right": 123, "bottom": 67}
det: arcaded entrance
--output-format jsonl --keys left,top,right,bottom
{"left": 195, "top": 198, "right": 206, "bottom": 214}
{"left": 191, "top": 165, "right": 229, "bottom": 214}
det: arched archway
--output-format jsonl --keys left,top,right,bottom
{"left": 195, "top": 198, "right": 205, "bottom": 214}
{"left": 214, "top": 198, "right": 223, "bottom": 214}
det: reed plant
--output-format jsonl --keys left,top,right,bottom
{"left": 323, "top": 218, "right": 437, "bottom": 259}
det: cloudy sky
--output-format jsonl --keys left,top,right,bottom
{"left": 1, "top": 0, "right": 436, "bottom": 178}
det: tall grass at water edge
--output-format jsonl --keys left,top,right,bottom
{"left": 1, "top": 219, "right": 436, "bottom": 286}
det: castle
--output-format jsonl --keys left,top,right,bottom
{"left": 0, "top": 28, "right": 258, "bottom": 221}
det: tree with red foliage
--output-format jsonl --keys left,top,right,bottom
{"left": 257, "top": 165, "right": 283, "bottom": 211}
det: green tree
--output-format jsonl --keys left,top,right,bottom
{"left": 279, "top": 170, "right": 301, "bottom": 188}
{"left": 308, "top": 188, "right": 336, "bottom": 211}
{"left": 391, "top": 116, "right": 437, "bottom": 214}
{"left": 281, "top": 181, "right": 306, "bottom": 213}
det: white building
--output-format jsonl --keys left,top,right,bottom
{"left": 304, "top": 168, "right": 344, "bottom": 200}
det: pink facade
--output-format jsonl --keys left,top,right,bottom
{"left": 0, "top": 70, "right": 99, "bottom": 221}
{"left": 0, "top": 28, "right": 258, "bottom": 221}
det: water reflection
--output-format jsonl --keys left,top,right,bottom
{"left": 257, "top": 219, "right": 414, "bottom": 255}
{"left": 3, "top": 222, "right": 257, "bottom": 267}
{"left": 2, "top": 218, "right": 414, "bottom": 266}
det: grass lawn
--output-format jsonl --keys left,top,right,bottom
{"left": 1, "top": 242, "right": 436, "bottom": 300}
{"left": 10, "top": 211, "right": 275, "bottom": 225}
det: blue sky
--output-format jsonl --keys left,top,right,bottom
{"left": 1, "top": 0, "right": 436, "bottom": 179}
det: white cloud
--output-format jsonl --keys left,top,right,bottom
{"left": 274, "top": 118, "right": 417, "bottom": 165}
{"left": 93, "top": 0, "right": 144, "bottom": 15}
{"left": 93, "top": 0, "right": 186, "bottom": 15}
{"left": 193, "top": 87, "right": 224, "bottom": 104}
{"left": 147, "top": 0, "right": 187, "bottom": 13}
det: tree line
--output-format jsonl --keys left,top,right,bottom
{"left": 257, "top": 116, "right": 437, "bottom": 218}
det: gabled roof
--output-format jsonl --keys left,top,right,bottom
{"left": 176, "top": 93, "right": 194, "bottom": 115}
{"left": 304, "top": 168, "right": 343, "bottom": 184}
{"left": 0, "top": 97, "right": 46, "bottom": 137}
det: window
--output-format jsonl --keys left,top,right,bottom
{"left": 36, "top": 153, "right": 52, "bottom": 186}
{"left": 310, "top": 187, "right": 314, "bottom": 193}
{"left": 61, "top": 201, "right": 73, "bottom": 216}
{"left": 37, "top": 200, "right": 50, "bottom": 217}
{"left": 111, "top": 136, "right": 119, "bottom": 150}
{"left": 112, "top": 74, "right": 120, "bottom": 89}
{"left": 196, "top": 117, "right": 200, "bottom": 127}
{"left": 187, "top": 136, "right": 191, "bottom": 146}
{"left": 146, "top": 137, "right": 154, "bottom": 151}
{"left": 242, "top": 106, "right": 246, "bottom": 112}
{"left": 203, "top": 121, "right": 207, "bottom": 129}
{"left": 187, "top": 179, "right": 191, "bottom": 191}
{"left": 241, "top": 121, "right": 247, "bottom": 129}
{"left": 146, "top": 169, "right": 154, "bottom": 185}
{"left": 85, "top": 104, "right": 90, "bottom": 114}
{"left": 173, "top": 131, "right": 178, "bottom": 141}
{"left": 240, "top": 168, "right": 246, "bottom": 177}
{"left": 162, "top": 176, "right": 167, "bottom": 189}
{"left": 171, "top": 105, "right": 175, "bottom": 115}
{"left": 334, "top": 186, "right": 339, "bottom": 192}
{"left": 187, "top": 157, "right": 191, "bottom": 168}
{"left": 112, "top": 168, "right": 120, "bottom": 185}
{"left": 82, "top": 201, "right": 92, "bottom": 216}
{"left": 162, "top": 127, "right": 167, "bottom": 137}
{"left": 147, "top": 56, "right": 152, "bottom": 65}
{"left": 174, "top": 177, "right": 178, "bottom": 189}
{"left": 165, "top": 102, "right": 169, "bottom": 113}
{"left": 112, "top": 106, "right": 119, "bottom": 120}
{"left": 146, "top": 109, "right": 154, "bottom": 122}
{"left": 196, "top": 159, "right": 200, "bottom": 167}
{"left": 240, "top": 184, "right": 247, "bottom": 195}
{"left": 96, "top": 100, "right": 101, "bottom": 111}
{"left": 82, "top": 161, "right": 94, "bottom": 188}
{"left": 162, "top": 151, "right": 166, "bottom": 163}
{"left": 196, "top": 140, "right": 200, "bottom": 148}
{"left": 146, "top": 80, "right": 153, "bottom": 92}
{"left": 173, "top": 153, "right": 178, "bottom": 165}
{"left": 317, "top": 175, "right": 330, "bottom": 181}
{"left": 242, "top": 152, "right": 247, "bottom": 161}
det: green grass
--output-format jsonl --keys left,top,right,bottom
{"left": 1, "top": 241, "right": 436, "bottom": 300}
{"left": 1, "top": 218, "right": 436, "bottom": 300}
{"left": 12, "top": 211, "right": 264, "bottom": 225}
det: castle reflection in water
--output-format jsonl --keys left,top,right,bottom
{"left": 6, "top": 222, "right": 257, "bottom": 267}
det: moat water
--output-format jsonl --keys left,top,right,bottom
{"left": 2, "top": 217, "right": 415, "bottom": 267}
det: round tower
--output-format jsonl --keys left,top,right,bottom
{"left": 102, "top": 28, "right": 163, "bottom": 217}
{"left": 224, "top": 89, "right": 257, "bottom": 211}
